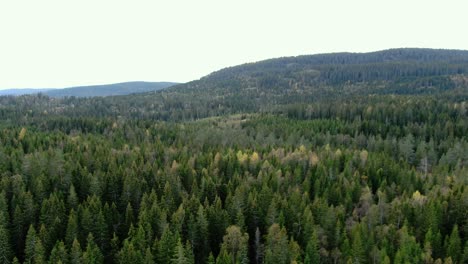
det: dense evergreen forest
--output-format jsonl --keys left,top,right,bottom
{"left": 0, "top": 48, "right": 467, "bottom": 263}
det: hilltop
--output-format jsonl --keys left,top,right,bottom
{"left": 0, "top": 81, "right": 177, "bottom": 97}
{"left": 1, "top": 48, "right": 468, "bottom": 122}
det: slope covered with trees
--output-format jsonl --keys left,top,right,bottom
{"left": 44, "top": 82, "right": 177, "bottom": 98}
{"left": 0, "top": 82, "right": 177, "bottom": 97}
{"left": 0, "top": 48, "right": 466, "bottom": 263}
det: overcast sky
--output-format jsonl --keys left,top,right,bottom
{"left": 0, "top": 0, "right": 467, "bottom": 89}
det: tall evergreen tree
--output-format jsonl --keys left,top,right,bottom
{"left": 264, "top": 224, "right": 291, "bottom": 264}
{"left": 117, "top": 240, "right": 143, "bottom": 264}
{"left": 82, "top": 234, "right": 103, "bottom": 264}
{"left": 304, "top": 229, "right": 320, "bottom": 264}
{"left": 445, "top": 225, "right": 461, "bottom": 263}
{"left": 24, "top": 225, "right": 46, "bottom": 264}
{"left": 69, "top": 239, "right": 83, "bottom": 264}
{"left": 49, "top": 241, "right": 68, "bottom": 264}
{"left": 0, "top": 224, "right": 12, "bottom": 264}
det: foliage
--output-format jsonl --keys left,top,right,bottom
{"left": 0, "top": 48, "right": 466, "bottom": 263}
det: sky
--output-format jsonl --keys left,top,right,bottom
{"left": 0, "top": 0, "right": 467, "bottom": 89}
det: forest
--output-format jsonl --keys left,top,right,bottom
{"left": 0, "top": 48, "right": 467, "bottom": 263}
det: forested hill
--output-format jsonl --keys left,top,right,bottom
{"left": 178, "top": 48, "right": 468, "bottom": 95}
{"left": 3, "top": 48, "right": 467, "bottom": 122}
{"left": 44, "top": 82, "right": 177, "bottom": 97}
{"left": 0, "top": 48, "right": 467, "bottom": 263}
{"left": 156, "top": 48, "right": 468, "bottom": 119}
{"left": 205, "top": 48, "right": 468, "bottom": 81}
{"left": 0, "top": 82, "right": 177, "bottom": 97}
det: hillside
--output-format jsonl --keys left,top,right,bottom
{"left": 177, "top": 48, "right": 468, "bottom": 98}
{"left": 0, "top": 48, "right": 466, "bottom": 263}
{"left": 44, "top": 81, "right": 177, "bottom": 97}
{"left": 0, "top": 88, "right": 52, "bottom": 96}
{"left": 1, "top": 49, "right": 468, "bottom": 122}
{"left": 0, "top": 81, "right": 177, "bottom": 97}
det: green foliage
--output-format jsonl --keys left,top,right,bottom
{"left": 49, "top": 241, "right": 68, "bottom": 264}
{"left": 117, "top": 240, "right": 143, "bottom": 264}
{"left": 394, "top": 225, "right": 422, "bottom": 264}
{"left": 446, "top": 225, "right": 461, "bottom": 262}
{"left": 0, "top": 224, "right": 12, "bottom": 263}
{"left": 157, "top": 228, "right": 178, "bottom": 264}
{"left": 69, "top": 239, "right": 82, "bottom": 264}
{"left": 24, "top": 225, "right": 46, "bottom": 264}
{"left": 171, "top": 239, "right": 194, "bottom": 264}
{"left": 82, "top": 234, "right": 103, "bottom": 264}
{"left": 219, "top": 225, "right": 249, "bottom": 264}
{"left": 0, "top": 49, "right": 466, "bottom": 263}
{"left": 304, "top": 229, "right": 320, "bottom": 264}
{"left": 264, "top": 224, "right": 292, "bottom": 264}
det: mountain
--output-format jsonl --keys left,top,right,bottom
{"left": 0, "top": 81, "right": 177, "bottom": 97}
{"left": 0, "top": 88, "right": 52, "bottom": 96}
{"left": 1, "top": 48, "right": 467, "bottom": 121}
{"left": 113, "top": 48, "right": 468, "bottom": 120}
{"left": 44, "top": 81, "right": 177, "bottom": 97}
{"left": 177, "top": 48, "right": 468, "bottom": 98}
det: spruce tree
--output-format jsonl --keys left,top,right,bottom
{"left": 82, "top": 234, "right": 103, "bottom": 264}
{"left": 304, "top": 229, "right": 320, "bottom": 264}
{"left": 24, "top": 225, "right": 46, "bottom": 264}
{"left": 49, "top": 241, "right": 68, "bottom": 264}
{"left": 445, "top": 225, "right": 461, "bottom": 263}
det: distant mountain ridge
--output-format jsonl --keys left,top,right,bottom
{"left": 0, "top": 81, "right": 177, "bottom": 97}
{"left": 0, "top": 88, "right": 53, "bottom": 96}
{"left": 1, "top": 48, "right": 467, "bottom": 121}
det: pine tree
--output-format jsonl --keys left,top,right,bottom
{"left": 207, "top": 197, "right": 229, "bottom": 257}
{"left": 350, "top": 226, "right": 366, "bottom": 264}
{"left": 304, "top": 229, "right": 320, "bottom": 264}
{"left": 109, "top": 233, "right": 120, "bottom": 261}
{"left": 24, "top": 225, "right": 46, "bottom": 264}
{"left": 185, "top": 241, "right": 195, "bottom": 264}
{"left": 67, "top": 185, "right": 79, "bottom": 210}
{"left": 0, "top": 224, "right": 12, "bottom": 264}
{"left": 143, "top": 247, "right": 154, "bottom": 264}
{"left": 0, "top": 191, "right": 12, "bottom": 263}
{"left": 216, "top": 248, "right": 231, "bottom": 264}
{"left": 264, "top": 224, "right": 290, "bottom": 264}
{"left": 189, "top": 205, "right": 209, "bottom": 263}
{"left": 207, "top": 252, "right": 215, "bottom": 264}
{"left": 171, "top": 239, "right": 191, "bottom": 264}
{"left": 49, "top": 241, "right": 68, "bottom": 264}
{"left": 65, "top": 209, "right": 79, "bottom": 248}
{"left": 82, "top": 234, "right": 103, "bottom": 264}
{"left": 117, "top": 240, "right": 143, "bottom": 264}
{"left": 157, "top": 228, "right": 177, "bottom": 264}
{"left": 39, "top": 193, "right": 66, "bottom": 253}
{"left": 394, "top": 225, "right": 422, "bottom": 264}
{"left": 70, "top": 239, "right": 83, "bottom": 264}
{"left": 124, "top": 203, "right": 135, "bottom": 235}
{"left": 445, "top": 225, "right": 461, "bottom": 263}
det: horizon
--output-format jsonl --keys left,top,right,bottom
{"left": 0, "top": 81, "right": 179, "bottom": 91}
{"left": 1, "top": 0, "right": 468, "bottom": 90}
{"left": 2, "top": 47, "right": 468, "bottom": 91}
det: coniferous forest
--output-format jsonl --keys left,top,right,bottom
{"left": 0, "top": 49, "right": 467, "bottom": 263}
